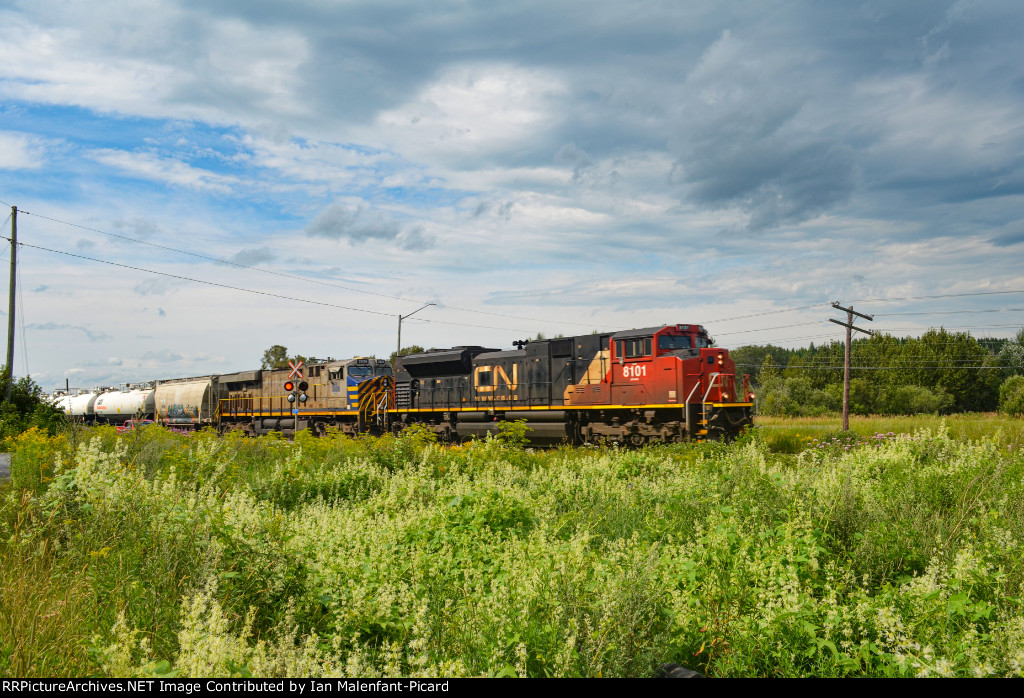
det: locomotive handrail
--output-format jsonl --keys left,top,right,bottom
{"left": 702, "top": 372, "right": 721, "bottom": 404}
{"left": 376, "top": 392, "right": 389, "bottom": 428}
{"left": 684, "top": 382, "right": 702, "bottom": 405}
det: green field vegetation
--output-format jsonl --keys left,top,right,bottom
{"left": 755, "top": 413, "right": 1024, "bottom": 454}
{"left": 2, "top": 418, "right": 1024, "bottom": 678}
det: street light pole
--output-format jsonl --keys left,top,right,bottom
{"left": 397, "top": 302, "right": 435, "bottom": 359}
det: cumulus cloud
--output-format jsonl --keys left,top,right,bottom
{"left": 87, "top": 148, "right": 239, "bottom": 193}
{"left": 141, "top": 349, "right": 183, "bottom": 363}
{"left": 306, "top": 201, "right": 434, "bottom": 251}
{"left": 112, "top": 217, "right": 162, "bottom": 240}
{"left": 0, "top": 131, "right": 49, "bottom": 169}
{"left": 374, "top": 63, "right": 565, "bottom": 163}
{"left": 133, "top": 278, "right": 183, "bottom": 296}
{"left": 228, "top": 246, "right": 275, "bottom": 266}
{"left": 27, "top": 322, "right": 112, "bottom": 342}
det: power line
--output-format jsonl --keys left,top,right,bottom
{"left": 736, "top": 364, "right": 1004, "bottom": 371}
{"left": 7, "top": 238, "right": 396, "bottom": 318}
{"left": 710, "top": 302, "right": 832, "bottom": 324}
{"left": 850, "top": 289, "right": 1024, "bottom": 303}
{"left": 6, "top": 238, "right": 564, "bottom": 334}
{"left": 722, "top": 323, "right": 1022, "bottom": 344}
{"left": 874, "top": 324, "right": 1023, "bottom": 332}
{"left": 20, "top": 209, "right": 601, "bottom": 329}
{"left": 714, "top": 321, "right": 821, "bottom": 336}
{"left": 877, "top": 308, "right": 1024, "bottom": 317}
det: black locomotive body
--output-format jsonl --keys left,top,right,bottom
{"left": 393, "top": 325, "right": 754, "bottom": 446}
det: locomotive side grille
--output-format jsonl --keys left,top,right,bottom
{"left": 395, "top": 383, "right": 413, "bottom": 409}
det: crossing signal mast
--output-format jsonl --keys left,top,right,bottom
{"left": 829, "top": 302, "right": 874, "bottom": 431}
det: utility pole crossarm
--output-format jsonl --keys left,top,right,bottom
{"left": 828, "top": 318, "right": 875, "bottom": 336}
{"left": 831, "top": 301, "right": 874, "bottom": 322}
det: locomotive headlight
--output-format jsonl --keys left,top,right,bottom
{"left": 722, "top": 393, "right": 729, "bottom": 400}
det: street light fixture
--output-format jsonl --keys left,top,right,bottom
{"left": 397, "top": 302, "right": 435, "bottom": 359}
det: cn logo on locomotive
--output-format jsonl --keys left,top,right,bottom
{"left": 474, "top": 364, "right": 518, "bottom": 392}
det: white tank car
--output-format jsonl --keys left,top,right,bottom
{"left": 50, "top": 393, "right": 74, "bottom": 415}
{"left": 67, "top": 392, "right": 102, "bottom": 420}
{"left": 94, "top": 388, "right": 156, "bottom": 423}
{"left": 154, "top": 377, "right": 221, "bottom": 428}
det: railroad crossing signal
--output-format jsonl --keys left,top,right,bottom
{"left": 288, "top": 360, "right": 304, "bottom": 379}
{"left": 285, "top": 378, "right": 309, "bottom": 404}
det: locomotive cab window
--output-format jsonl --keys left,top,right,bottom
{"left": 348, "top": 366, "right": 372, "bottom": 378}
{"left": 657, "top": 335, "right": 692, "bottom": 351}
{"left": 620, "top": 337, "right": 653, "bottom": 358}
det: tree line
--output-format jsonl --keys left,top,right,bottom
{"left": 732, "top": 327, "right": 1024, "bottom": 416}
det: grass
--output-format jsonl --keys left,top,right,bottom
{"left": 1, "top": 416, "right": 1023, "bottom": 677}
{"left": 754, "top": 413, "right": 1024, "bottom": 453}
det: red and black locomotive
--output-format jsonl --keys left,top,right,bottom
{"left": 392, "top": 323, "right": 754, "bottom": 446}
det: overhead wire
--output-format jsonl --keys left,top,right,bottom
{"left": 849, "top": 289, "right": 1024, "bottom": 302}
{"left": 713, "top": 321, "right": 822, "bottom": 336}
{"left": 20, "top": 209, "right": 601, "bottom": 329}
{"left": 877, "top": 308, "right": 1024, "bottom": 316}
{"left": 10, "top": 204, "right": 1024, "bottom": 342}
{"left": 7, "top": 238, "right": 397, "bottom": 318}
{"left": 5, "top": 238, "right": 562, "bottom": 334}
{"left": 734, "top": 363, "right": 1004, "bottom": 371}
{"left": 709, "top": 302, "right": 832, "bottom": 324}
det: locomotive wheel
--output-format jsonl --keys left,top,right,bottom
{"left": 629, "top": 433, "right": 646, "bottom": 448}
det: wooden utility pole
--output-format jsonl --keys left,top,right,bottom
{"left": 5, "top": 206, "right": 15, "bottom": 402}
{"left": 829, "top": 302, "right": 873, "bottom": 431}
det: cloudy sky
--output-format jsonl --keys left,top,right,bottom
{"left": 1, "top": 0, "right": 1022, "bottom": 390}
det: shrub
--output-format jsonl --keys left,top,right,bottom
{"left": 1000, "top": 375, "right": 1024, "bottom": 416}
{"left": 882, "top": 385, "right": 953, "bottom": 415}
